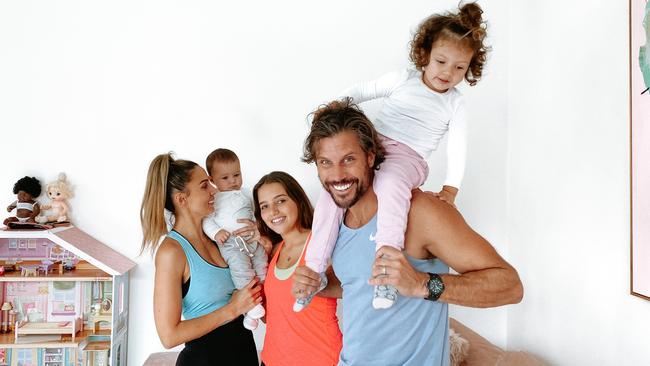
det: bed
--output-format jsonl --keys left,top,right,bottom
{"left": 15, "top": 316, "right": 83, "bottom": 342}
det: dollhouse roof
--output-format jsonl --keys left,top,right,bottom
{"left": 0, "top": 226, "right": 135, "bottom": 276}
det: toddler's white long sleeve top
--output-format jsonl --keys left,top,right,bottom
{"left": 340, "top": 68, "right": 467, "bottom": 188}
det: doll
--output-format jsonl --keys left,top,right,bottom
{"left": 36, "top": 173, "right": 73, "bottom": 224}
{"left": 4, "top": 176, "right": 42, "bottom": 226}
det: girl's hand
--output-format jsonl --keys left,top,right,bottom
{"left": 228, "top": 279, "right": 263, "bottom": 317}
{"left": 437, "top": 185, "right": 458, "bottom": 207}
{"left": 233, "top": 219, "right": 260, "bottom": 243}
{"left": 259, "top": 236, "right": 273, "bottom": 255}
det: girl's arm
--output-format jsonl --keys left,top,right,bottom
{"left": 154, "top": 238, "right": 261, "bottom": 348}
{"left": 7, "top": 201, "right": 17, "bottom": 212}
{"left": 442, "top": 99, "right": 468, "bottom": 200}
{"left": 338, "top": 69, "right": 410, "bottom": 104}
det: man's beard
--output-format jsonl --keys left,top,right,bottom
{"left": 323, "top": 177, "right": 369, "bottom": 209}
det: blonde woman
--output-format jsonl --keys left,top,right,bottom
{"left": 140, "top": 153, "right": 261, "bottom": 366}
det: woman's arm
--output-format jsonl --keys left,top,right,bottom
{"left": 153, "top": 239, "right": 262, "bottom": 348}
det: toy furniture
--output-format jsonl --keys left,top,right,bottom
{"left": 0, "top": 225, "right": 136, "bottom": 366}
{"left": 19, "top": 265, "right": 38, "bottom": 277}
{"left": 15, "top": 316, "right": 83, "bottom": 342}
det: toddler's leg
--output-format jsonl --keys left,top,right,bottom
{"left": 294, "top": 189, "right": 340, "bottom": 312}
{"left": 373, "top": 139, "right": 429, "bottom": 250}
{"left": 372, "top": 138, "right": 429, "bottom": 310}
{"left": 223, "top": 240, "right": 264, "bottom": 330}
{"left": 305, "top": 189, "right": 344, "bottom": 273}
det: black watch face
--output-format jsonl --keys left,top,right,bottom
{"left": 427, "top": 274, "right": 444, "bottom": 301}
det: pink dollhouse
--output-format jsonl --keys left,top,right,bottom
{"left": 0, "top": 226, "right": 135, "bottom": 366}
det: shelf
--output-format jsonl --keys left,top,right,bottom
{"left": 0, "top": 328, "right": 110, "bottom": 348}
{"left": 82, "top": 340, "right": 110, "bottom": 351}
{"left": 0, "top": 268, "right": 111, "bottom": 282}
{"left": 0, "top": 227, "right": 70, "bottom": 239}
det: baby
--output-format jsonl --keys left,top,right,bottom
{"left": 202, "top": 148, "right": 268, "bottom": 330}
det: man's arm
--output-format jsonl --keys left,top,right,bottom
{"left": 369, "top": 191, "right": 523, "bottom": 308}
{"left": 292, "top": 265, "right": 342, "bottom": 299}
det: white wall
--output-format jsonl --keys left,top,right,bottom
{"left": 0, "top": 1, "right": 511, "bottom": 365}
{"left": 507, "top": 1, "right": 650, "bottom": 365}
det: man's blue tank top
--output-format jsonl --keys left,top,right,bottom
{"left": 167, "top": 230, "right": 235, "bottom": 320}
{"left": 332, "top": 215, "right": 450, "bottom": 366}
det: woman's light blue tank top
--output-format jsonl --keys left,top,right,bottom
{"left": 167, "top": 230, "right": 235, "bottom": 320}
{"left": 332, "top": 215, "right": 450, "bottom": 366}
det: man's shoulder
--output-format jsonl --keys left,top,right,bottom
{"left": 408, "top": 190, "right": 457, "bottom": 223}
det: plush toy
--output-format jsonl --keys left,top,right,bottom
{"left": 4, "top": 176, "right": 42, "bottom": 226}
{"left": 36, "top": 173, "right": 73, "bottom": 224}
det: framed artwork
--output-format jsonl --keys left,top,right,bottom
{"left": 631, "top": 0, "right": 650, "bottom": 300}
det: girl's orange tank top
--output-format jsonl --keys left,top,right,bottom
{"left": 261, "top": 233, "right": 342, "bottom": 366}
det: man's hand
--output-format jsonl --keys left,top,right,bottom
{"left": 368, "top": 246, "right": 429, "bottom": 298}
{"left": 215, "top": 229, "right": 230, "bottom": 245}
{"left": 291, "top": 265, "right": 323, "bottom": 300}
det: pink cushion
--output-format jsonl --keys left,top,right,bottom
{"left": 143, "top": 352, "right": 179, "bottom": 366}
{"left": 450, "top": 318, "right": 546, "bottom": 366}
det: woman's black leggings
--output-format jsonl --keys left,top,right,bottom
{"left": 175, "top": 316, "right": 258, "bottom": 366}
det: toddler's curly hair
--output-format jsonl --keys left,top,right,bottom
{"left": 409, "top": 2, "right": 490, "bottom": 86}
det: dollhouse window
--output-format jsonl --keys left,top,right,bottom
{"left": 16, "top": 348, "right": 34, "bottom": 366}
{"left": 50, "top": 282, "right": 77, "bottom": 316}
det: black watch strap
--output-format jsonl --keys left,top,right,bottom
{"left": 425, "top": 272, "right": 444, "bottom": 301}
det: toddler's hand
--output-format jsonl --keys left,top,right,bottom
{"left": 437, "top": 185, "right": 458, "bottom": 208}
{"left": 216, "top": 229, "right": 230, "bottom": 245}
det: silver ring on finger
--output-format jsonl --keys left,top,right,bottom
{"left": 382, "top": 265, "right": 387, "bottom": 276}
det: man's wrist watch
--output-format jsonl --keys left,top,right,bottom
{"left": 424, "top": 273, "right": 445, "bottom": 301}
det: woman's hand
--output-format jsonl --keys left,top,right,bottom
{"left": 228, "top": 279, "right": 263, "bottom": 317}
{"left": 233, "top": 219, "right": 260, "bottom": 243}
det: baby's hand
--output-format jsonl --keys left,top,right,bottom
{"left": 215, "top": 229, "right": 231, "bottom": 245}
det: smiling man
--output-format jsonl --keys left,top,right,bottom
{"left": 293, "top": 99, "right": 523, "bottom": 366}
